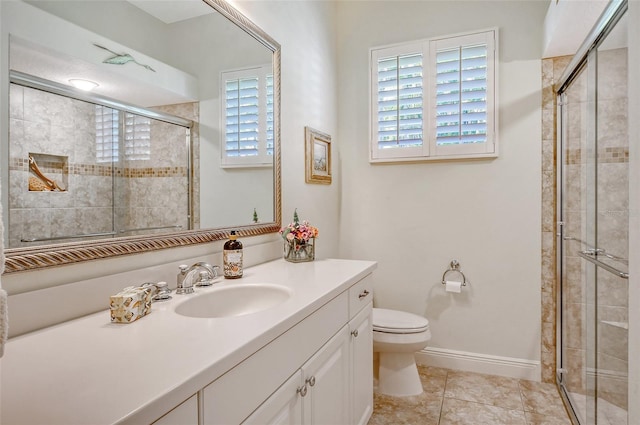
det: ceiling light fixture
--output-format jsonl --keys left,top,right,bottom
{"left": 69, "top": 79, "right": 99, "bottom": 91}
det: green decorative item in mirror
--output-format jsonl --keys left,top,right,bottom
{"left": 93, "top": 43, "right": 156, "bottom": 72}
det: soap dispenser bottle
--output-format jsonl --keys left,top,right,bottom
{"left": 223, "top": 230, "right": 243, "bottom": 279}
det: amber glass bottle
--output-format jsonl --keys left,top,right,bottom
{"left": 223, "top": 230, "right": 243, "bottom": 279}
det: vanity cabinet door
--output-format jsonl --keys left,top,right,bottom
{"left": 302, "top": 326, "right": 350, "bottom": 425}
{"left": 152, "top": 394, "right": 198, "bottom": 425}
{"left": 243, "top": 371, "right": 304, "bottom": 425}
{"left": 350, "top": 303, "right": 373, "bottom": 425}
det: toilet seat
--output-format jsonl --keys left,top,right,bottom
{"left": 373, "top": 308, "right": 429, "bottom": 334}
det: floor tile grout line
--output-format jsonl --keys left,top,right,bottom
{"left": 517, "top": 379, "right": 527, "bottom": 414}
{"left": 437, "top": 369, "right": 450, "bottom": 424}
{"left": 443, "top": 396, "right": 531, "bottom": 414}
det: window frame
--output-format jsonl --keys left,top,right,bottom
{"left": 220, "top": 64, "right": 274, "bottom": 168}
{"left": 369, "top": 28, "right": 498, "bottom": 163}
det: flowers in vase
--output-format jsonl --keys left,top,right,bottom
{"left": 279, "top": 209, "right": 319, "bottom": 245}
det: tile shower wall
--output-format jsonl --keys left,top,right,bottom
{"left": 541, "top": 55, "right": 572, "bottom": 383}
{"left": 8, "top": 84, "right": 192, "bottom": 247}
{"left": 114, "top": 116, "right": 190, "bottom": 236}
{"left": 595, "top": 47, "right": 629, "bottom": 412}
{"left": 153, "top": 102, "right": 200, "bottom": 230}
{"left": 8, "top": 83, "right": 113, "bottom": 247}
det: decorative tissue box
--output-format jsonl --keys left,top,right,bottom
{"left": 110, "top": 286, "right": 152, "bottom": 323}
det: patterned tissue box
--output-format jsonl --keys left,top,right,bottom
{"left": 110, "top": 286, "right": 152, "bottom": 323}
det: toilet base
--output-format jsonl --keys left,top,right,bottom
{"left": 377, "top": 351, "right": 423, "bottom": 396}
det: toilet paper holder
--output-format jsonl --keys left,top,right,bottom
{"left": 441, "top": 260, "right": 467, "bottom": 286}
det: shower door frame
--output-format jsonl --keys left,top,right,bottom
{"left": 555, "top": 1, "right": 629, "bottom": 424}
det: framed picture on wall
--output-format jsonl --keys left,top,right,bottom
{"left": 305, "top": 126, "right": 332, "bottom": 184}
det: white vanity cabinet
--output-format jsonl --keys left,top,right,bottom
{"left": 350, "top": 304, "right": 373, "bottom": 425}
{"left": 204, "top": 274, "right": 374, "bottom": 425}
{"left": 0, "top": 259, "right": 377, "bottom": 425}
{"left": 244, "top": 326, "right": 350, "bottom": 425}
{"left": 348, "top": 274, "right": 374, "bottom": 425}
{"left": 300, "top": 326, "right": 351, "bottom": 424}
{"left": 243, "top": 370, "right": 304, "bottom": 424}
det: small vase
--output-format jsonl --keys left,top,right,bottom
{"left": 284, "top": 238, "right": 315, "bottom": 263}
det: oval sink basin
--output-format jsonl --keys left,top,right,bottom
{"left": 174, "top": 283, "right": 292, "bottom": 318}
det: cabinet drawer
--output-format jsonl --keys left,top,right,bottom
{"left": 348, "top": 274, "right": 373, "bottom": 318}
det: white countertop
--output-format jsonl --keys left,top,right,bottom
{"left": 1, "top": 258, "right": 376, "bottom": 425}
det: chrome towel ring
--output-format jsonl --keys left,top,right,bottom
{"left": 441, "top": 260, "right": 467, "bottom": 286}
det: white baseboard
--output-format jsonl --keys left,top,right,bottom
{"left": 415, "top": 347, "right": 541, "bottom": 381}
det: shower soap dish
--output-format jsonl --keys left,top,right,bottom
{"left": 109, "top": 286, "right": 152, "bottom": 324}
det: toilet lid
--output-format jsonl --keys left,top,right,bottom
{"left": 372, "top": 308, "right": 429, "bottom": 334}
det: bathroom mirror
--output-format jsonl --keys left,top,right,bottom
{"left": 1, "top": 0, "right": 281, "bottom": 273}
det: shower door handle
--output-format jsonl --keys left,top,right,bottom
{"left": 577, "top": 250, "right": 629, "bottom": 279}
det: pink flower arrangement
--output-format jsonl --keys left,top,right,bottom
{"left": 279, "top": 209, "right": 319, "bottom": 244}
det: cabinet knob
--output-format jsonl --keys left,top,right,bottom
{"left": 351, "top": 329, "right": 359, "bottom": 338}
{"left": 297, "top": 385, "right": 308, "bottom": 397}
{"left": 306, "top": 376, "right": 316, "bottom": 387}
{"left": 358, "top": 290, "right": 370, "bottom": 299}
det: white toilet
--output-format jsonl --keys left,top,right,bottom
{"left": 372, "top": 308, "right": 431, "bottom": 397}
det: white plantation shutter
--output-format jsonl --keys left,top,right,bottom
{"left": 371, "top": 43, "right": 427, "bottom": 159}
{"left": 96, "top": 105, "right": 119, "bottom": 163}
{"left": 96, "top": 108, "right": 151, "bottom": 162}
{"left": 266, "top": 74, "right": 274, "bottom": 156}
{"left": 430, "top": 31, "right": 495, "bottom": 156}
{"left": 226, "top": 76, "right": 259, "bottom": 157}
{"left": 377, "top": 53, "right": 423, "bottom": 148}
{"left": 370, "top": 29, "right": 497, "bottom": 162}
{"left": 222, "top": 65, "right": 273, "bottom": 167}
{"left": 123, "top": 113, "right": 151, "bottom": 161}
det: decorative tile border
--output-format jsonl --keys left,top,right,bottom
{"left": 116, "top": 167, "right": 187, "bottom": 178}
{"left": 9, "top": 157, "right": 186, "bottom": 178}
{"left": 68, "top": 163, "right": 112, "bottom": 177}
{"left": 565, "top": 147, "right": 629, "bottom": 165}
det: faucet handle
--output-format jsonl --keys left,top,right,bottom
{"left": 195, "top": 265, "right": 221, "bottom": 287}
{"left": 176, "top": 264, "right": 194, "bottom": 295}
{"left": 142, "top": 281, "right": 172, "bottom": 302}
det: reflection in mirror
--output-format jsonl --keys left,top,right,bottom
{"left": 1, "top": 0, "right": 281, "bottom": 272}
{"left": 9, "top": 74, "right": 193, "bottom": 248}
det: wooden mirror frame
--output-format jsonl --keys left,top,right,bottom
{"left": 3, "top": 0, "right": 281, "bottom": 274}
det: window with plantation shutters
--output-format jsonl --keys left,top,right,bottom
{"left": 222, "top": 65, "right": 273, "bottom": 167}
{"left": 370, "top": 29, "right": 497, "bottom": 162}
{"left": 95, "top": 106, "right": 151, "bottom": 163}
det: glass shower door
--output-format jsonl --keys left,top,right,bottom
{"left": 558, "top": 6, "right": 629, "bottom": 425}
{"left": 559, "top": 57, "right": 596, "bottom": 425}
{"left": 592, "top": 12, "right": 629, "bottom": 424}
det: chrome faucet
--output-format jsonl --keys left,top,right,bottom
{"left": 176, "top": 262, "right": 220, "bottom": 295}
{"left": 141, "top": 281, "right": 172, "bottom": 302}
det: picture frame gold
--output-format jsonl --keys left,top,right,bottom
{"left": 305, "top": 126, "right": 332, "bottom": 184}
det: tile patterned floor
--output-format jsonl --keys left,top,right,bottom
{"left": 368, "top": 366, "right": 572, "bottom": 425}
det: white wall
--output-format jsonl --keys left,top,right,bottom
{"left": 336, "top": 0, "right": 547, "bottom": 377}
{"left": 231, "top": 0, "right": 341, "bottom": 258}
{"left": 542, "top": 0, "right": 608, "bottom": 58}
